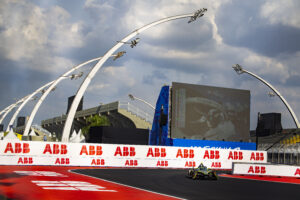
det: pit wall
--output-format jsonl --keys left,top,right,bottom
{"left": 0, "top": 141, "right": 267, "bottom": 169}
{"left": 233, "top": 163, "right": 300, "bottom": 177}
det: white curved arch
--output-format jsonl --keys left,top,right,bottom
{"left": 0, "top": 104, "right": 15, "bottom": 123}
{"left": 23, "top": 57, "right": 103, "bottom": 136}
{"left": 61, "top": 11, "right": 206, "bottom": 142}
{"left": 245, "top": 70, "right": 300, "bottom": 129}
{"left": 6, "top": 81, "right": 54, "bottom": 132}
{"left": 0, "top": 104, "right": 14, "bottom": 116}
{"left": 233, "top": 64, "right": 300, "bottom": 129}
{"left": 0, "top": 95, "right": 29, "bottom": 126}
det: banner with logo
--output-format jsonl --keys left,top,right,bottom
{"left": 233, "top": 163, "right": 300, "bottom": 177}
{"left": 0, "top": 141, "right": 267, "bottom": 169}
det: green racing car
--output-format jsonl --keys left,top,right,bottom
{"left": 186, "top": 163, "right": 218, "bottom": 180}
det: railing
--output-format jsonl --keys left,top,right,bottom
{"left": 258, "top": 143, "right": 300, "bottom": 165}
{"left": 119, "top": 101, "right": 154, "bottom": 124}
{"left": 31, "top": 124, "right": 52, "bottom": 136}
{"left": 41, "top": 101, "right": 154, "bottom": 126}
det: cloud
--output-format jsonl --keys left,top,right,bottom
{"left": 216, "top": 0, "right": 300, "bottom": 57}
{"left": 0, "top": 1, "right": 84, "bottom": 73}
{"left": 243, "top": 53, "right": 290, "bottom": 83}
{"left": 86, "top": 66, "right": 135, "bottom": 96}
{"left": 261, "top": 0, "right": 300, "bottom": 29}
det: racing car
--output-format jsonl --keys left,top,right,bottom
{"left": 186, "top": 163, "right": 218, "bottom": 180}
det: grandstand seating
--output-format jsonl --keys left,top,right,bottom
{"left": 34, "top": 101, "right": 152, "bottom": 140}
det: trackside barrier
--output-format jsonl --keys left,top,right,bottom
{"left": 233, "top": 163, "right": 300, "bottom": 178}
{"left": 0, "top": 141, "right": 267, "bottom": 169}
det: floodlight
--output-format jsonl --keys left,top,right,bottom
{"left": 232, "top": 64, "right": 244, "bottom": 75}
{"left": 188, "top": 8, "right": 207, "bottom": 23}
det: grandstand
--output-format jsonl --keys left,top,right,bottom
{"left": 17, "top": 101, "right": 153, "bottom": 140}
{"left": 251, "top": 129, "right": 300, "bottom": 165}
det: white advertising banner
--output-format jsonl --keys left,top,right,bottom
{"left": 0, "top": 141, "right": 267, "bottom": 169}
{"left": 233, "top": 163, "right": 300, "bottom": 177}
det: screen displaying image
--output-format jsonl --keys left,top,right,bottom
{"left": 171, "top": 82, "right": 250, "bottom": 142}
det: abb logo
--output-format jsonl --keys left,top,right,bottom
{"left": 203, "top": 150, "right": 220, "bottom": 159}
{"left": 91, "top": 159, "right": 105, "bottom": 166}
{"left": 185, "top": 161, "right": 196, "bottom": 168}
{"left": 80, "top": 145, "right": 103, "bottom": 156}
{"left": 125, "top": 160, "right": 138, "bottom": 166}
{"left": 228, "top": 151, "right": 243, "bottom": 160}
{"left": 157, "top": 160, "right": 168, "bottom": 167}
{"left": 4, "top": 143, "right": 30, "bottom": 154}
{"left": 176, "top": 149, "right": 194, "bottom": 158}
{"left": 295, "top": 168, "right": 300, "bottom": 176}
{"left": 43, "top": 144, "right": 67, "bottom": 155}
{"left": 248, "top": 166, "right": 266, "bottom": 174}
{"left": 55, "top": 158, "right": 70, "bottom": 165}
{"left": 114, "top": 147, "right": 136, "bottom": 157}
{"left": 18, "top": 157, "right": 33, "bottom": 164}
{"left": 147, "top": 148, "right": 166, "bottom": 157}
{"left": 250, "top": 152, "right": 264, "bottom": 161}
{"left": 211, "top": 162, "right": 221, "bottom": 168}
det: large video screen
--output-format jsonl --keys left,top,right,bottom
{"left": 171, "top": 82, "right": 250, "bottom": 142}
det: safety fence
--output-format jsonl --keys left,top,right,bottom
{"left": 258, "top": 143, "right": 300, "bottom": 165}
{"left": 0, "top": 141, "right": 266, "bottom": 169}
{"left": 119, "top": 101, "right": 154, "bottom": 123}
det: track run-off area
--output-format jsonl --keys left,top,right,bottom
{"left": 0, "top": 166, "right": 299, "bottom": 200}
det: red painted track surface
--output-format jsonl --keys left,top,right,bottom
{"left": 0, "top": 166, "right": 181, "bottom": 200}
{"left": 220, "top": 174, "right": 300, "bottom": 185}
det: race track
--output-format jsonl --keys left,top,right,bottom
{"left": 74, "top": 168, "right": 300, "bottom": 200}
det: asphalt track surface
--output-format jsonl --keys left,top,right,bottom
{"left": 74, "top": 168, "right": 300, "bottom": 200}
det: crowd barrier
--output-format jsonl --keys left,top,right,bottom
{"left": 0, "top": 141, "right": 267, "bottom": 169}
{"left": 233, "top": 163, "right": 300, "bottom": 177}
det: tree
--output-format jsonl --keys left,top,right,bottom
{"left": 81, "top": 115, "right": 110, "bottom": 137}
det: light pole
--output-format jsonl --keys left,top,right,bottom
{"left": 0, "top": 104, "right": 15, "bottom": 117}
{"left": 23, "top": 71, "right": 84, "bottom": 136}
{"left": 61, "top": 9, "right": 207, "bottom": 142}
{"left": 0, "top": 95, "right": 30, "bottom": 125}
{"left": 0, "top": 105, "right": 14, "bottom": 116}
{"left": 232, "top": 64, "right": 300, "bottom": 129}
{"left": 22, "top": 55, "right": 117, "bottom": 136}
{"left": 128, "top": 94, "right": 155, "bottom": 110}
{"left": 6, "top": 81, "right": 55, "bottom": 132}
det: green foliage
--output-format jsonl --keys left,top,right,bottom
{"left": 81, "top": 115, "right": 110, "bottom": 136}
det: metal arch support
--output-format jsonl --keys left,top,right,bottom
{"left": 233, "top": 64, "right": 300, "bottom": 129}
{"left": 61, "top": 12, "right": 203, "bottom": 142}
{"left": 244, "top": 70, "right": 300, "bottom": 129}
{"left": 0, "top": 95, "right": 29, "bottom": 126}
{"left": 6, "top": 81, "right": 55, "bottom": 132}
{"left": 22, "top": 56, "right": 103, "bottom": 136}
{"left": 0, "top": 104, "right": 15, "bottom": 116}
{"left": 129, "top": 95, "right": 155, "bottom": 110}
{"left": 0, "top": 104, "right": 16, "bottom": 124}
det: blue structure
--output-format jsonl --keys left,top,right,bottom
{"left": 171, "top": 138, "right": 256, "bottom": 150}
{"left": 149, "top": 85, "right": 170, "bottom": 145}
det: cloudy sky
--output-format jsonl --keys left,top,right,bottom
{"left": 1, "top": 0, "right": 300, "bottom": 131}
